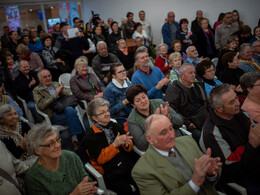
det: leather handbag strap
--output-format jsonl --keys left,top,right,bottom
{"left": 0, "top": 167, "right": 21, "bottom": 191}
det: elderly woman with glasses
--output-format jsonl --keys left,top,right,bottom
{"left": 0, "top": 104, "right": 30, "bottom": 159}
{"left": 85, "top": 98, "right": 139, "bottom": 195}
{"left": 240, "top": 72, "right": 260, "bottom": 123}
{"left": 70, "top": 56, "right": 105, "bottom": 103}
{"left": 25, "top": 124, "right": 97, "bottom": 195}
{"left": 126, "top": 84, "right": 183, "bottom": 152}
{"left": 104, "top": 64, "right": 132, "bottom": 126}
{"left": 196, "top": 60, "right": 222, "bottom": 96}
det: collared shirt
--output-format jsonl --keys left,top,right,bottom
{"left": 186, "top": 57, "right": 200, "bottom": 67}
{"left": 44, "top": 84, "right": 56, "bottom": 96}
{"left": 152, "top": 146, "right": 200, "bottom": 193}
{"left": 180, "top": 79, "right": 194, "bottom": 89}
{"left": 112, "top": 78, "right": 129, "bottom": 89}
{"left": 138, "top": 66, "right": 152, "bottom": 75}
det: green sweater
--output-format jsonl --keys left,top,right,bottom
{"left": 25, "top": 150, "right": 90, "bottom": 195}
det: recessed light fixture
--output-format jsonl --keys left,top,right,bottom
{"left": 50, "top": 6, "right": 54, "bottom": 9}
{"left": 29, "top": 9, "right": 33, "bottom": 12}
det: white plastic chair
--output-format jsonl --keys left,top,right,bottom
{"left": 17, "top": 96, "right": 34, "bottom": 123}
{"left": 58, "top": 73, "right": 71, "bottom": 89}
{"left": 211, "top": 57, "right": 219, "bottom": 68}
{"left": 85, "top": 163, "right": 117, "bottom": 195}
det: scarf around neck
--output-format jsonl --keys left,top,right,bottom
{"left": 0, "top": 122, "right": 23, "bottom": 146}
{"left": 94, "top": 122, "right": 115, "bottom": 145}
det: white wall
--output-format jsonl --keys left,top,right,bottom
{"left": 82, "top": 0, "right": 260, "bottom": 45}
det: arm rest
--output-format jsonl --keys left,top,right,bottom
{"left": 227, "top": 183, "right": 247, "bottom": 195}
{"left": 133, "top": 145, "right": 145, "bottom": 156}
{"left": 35, "top": 105, "right": 52, "bottom": 125}
{"left": 179, "top": 125, "right": 192, "bottom": 136}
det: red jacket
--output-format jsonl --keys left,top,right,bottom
{"left": 154, "top": 55, "right": 170, "bottom": 73}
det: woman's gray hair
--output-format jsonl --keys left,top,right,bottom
{"left": 74, "top": 56, "right": 88, "bottom": 69}
{"left": 0, "top": 104, "right": 15, "bottom": 121}
{"left": 134, "top": 46, "right": 148, "bottom": 60}
{"left": 26, "top": 124, "right": 57, "bottom": 155}
{"left": 158, "top": 43, "right": 168, "bottom": 51}
{"left": 240, "top": 72, "right": 260, "bottom": 94}
{"left": 239, "top": 43, "right": 251, "bottom": 55}
{"left": 87, "top": 98, "right": 110, "bottom": 122}
{"left": 169, "top": 52, "right": 182, "bottom": 63}
{"left": 96, "top": 41, "right": 107, "bottom": 50}
{"left": 209, "top": 83, "right": 231, "bottom": 108}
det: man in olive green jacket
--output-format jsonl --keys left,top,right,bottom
{"left": 132, "top": 114, "right": 222, "bottom": 195}
{"left": 33, "top": 69, "right": 84, "bottom": 148}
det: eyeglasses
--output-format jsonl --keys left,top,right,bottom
{"left": 39, "top": 137, "right": 61, "bottom": 148}
{"left": 41, "top": 75, "right": 52, "bottom": 79}
{"left": 116, "top": 70, "right": 126, "bottom": 74}
{"left": 95, "top": 109, "right": 110, "bottom": 116}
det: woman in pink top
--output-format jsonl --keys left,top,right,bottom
{"left": 240, "top": 72, "right": 260, "bottom": 123}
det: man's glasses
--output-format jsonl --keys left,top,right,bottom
{"left": 39, "top": 137, "right": 61, "bottom": 148}
{"left": 95, "top": 109, "right": 110, "bottom": 116}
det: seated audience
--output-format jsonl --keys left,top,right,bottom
{"left": 92, "top": 25, "right": 106, "bottom": 45}
{"left": 196, "top": 60, "right": 222, "bottom": 96}
{"left": 219, "top": 52, "right": 244, "bottom": 88}
{"left": 0, "top": 140, "right": 29, "bottom": 195}
{"left": 70, "top": 56, "right": 104, "bottom": 103}
{"left": 13, "top": 60, "right": 41, "bottom": 123}
{"left": 169, "top": 40, "right": 188, "bottom": 62}
{"left": 116, "top": 39, "right": 135, "bottom": 71}
{"left": 135, "top": 37, "right": 156, "bottom": 59}
{"left": 177, "top": 18, "right": 196, "bottom": 53}
{"left": 132, "top": 22, "right": 151, "bottom": 46}
{"left": 28, "top": 27, "right": 43, "bottom": 54}
{"left": 131, "top": 46, "right": 170, "bottom": 99}
{"left": 216, "top": 35, "right": 239, "bottom": 77}
{"left": 232, "top": 25, "right": 252, "bottom": 46}
{"left": 0, "top": 104, "right": 30, "bottom": 159}
{"left": 25, "top": 124, "right": 97, "bottom": 194}
{"left": 200, "top": 84, "right": 260, "bottom": 195}
{"left": 165, "top": 63, "right": 209, "bottom": 142}
{"left": 239, "top": 43, "right": 260, "bottom": 72}
{"left": 250, "top": 26, "right": 260, "bottom": 45}
{"left": 108, "top": 21, "right": 124, "bottom": 53}
{"left": 240, "top": 72, "right": 260, "bottom": 123}
{"left": 137, "top": 10, "right": 152, "bottom": 39}
{"left": 132, "top": 114, "right": 222, "bottom": 195}
{"left": 154, "top": 43, "right": 171, "bottom": 75}
{"left": 252, "top": 40, "right": 260, "bottom": 64}
{"left": 16, "top": 43, "right": 44, "bottom": 72}
{"left": 184, "top": 45, "right": 205, "bottom": 67}
{"left": 3, "top": 51, "right": 19, "bottom": 80}
{"left": 195, "top": 18, "right": 217, "bottom": 59}
{"left": 169, "top": 52, "right": 182, "bottom": 82}
{"left": 33, "top": 69, "right": 85, "bottom": 150}
{"left": 85, "top": 98, "right": 139, "bottom": 195}
{"left": 40, "top": 33, "right": 69, "bottom": 81}
{"left": 92, "top": 41, "right": 121, "bottom": 85}
{"left": 126, "top": 84, "right": 183, "bottom": 151}
{"left": 103, "top": 64, "right": 132, "bottom": 126}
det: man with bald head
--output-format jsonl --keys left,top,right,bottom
{"left": 132, "top": 114, "right": 221, "bottom": 195}
{"left": 191, "top": 10, "right": 203, "bottom": 33}
{"left": 162, "top": 11, "right": 180, "bottom": 48}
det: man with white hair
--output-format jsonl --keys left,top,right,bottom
{"left": 165, "top": 63, "right": 208, "bottom": 142}
{"left": 92, "top": 41, "right": 121, "bottom": 85}
{"left": 184, "top": 45, "right": 205, "bottom": 67}
{"left": 132, "top": 114, "right": 221, "bottom": 195}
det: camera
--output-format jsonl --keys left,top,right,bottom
{"left": 91, "top": 10, "right": 100, "bottom": 26}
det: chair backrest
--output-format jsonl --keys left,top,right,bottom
{"left": 59, "top": 73, "right": 71, "bottom": 88}
{"left": 211, "top": 58, "right": 219, "bottom": 68}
